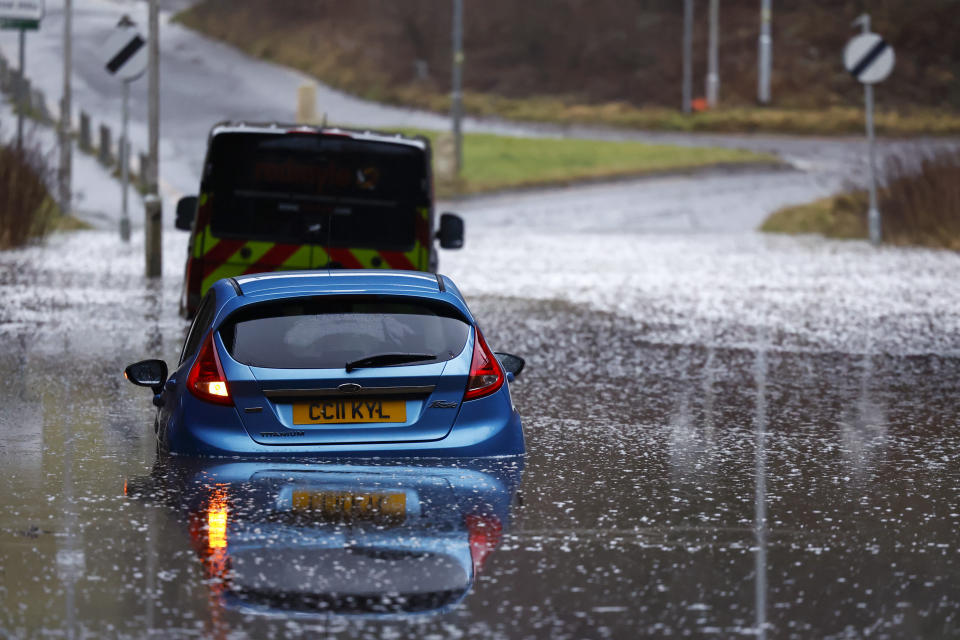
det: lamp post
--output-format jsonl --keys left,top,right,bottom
{"left": 706, "top": 0, "right": 719, "bottom": 108}
{"left": 682, "top": 0, "right": 693, "bottom": 113}
{"left": 758, "top": 0, "right": 772, "bottom": 104}
{"left": 451, "top": 0, "right": 464, "bottom": 176}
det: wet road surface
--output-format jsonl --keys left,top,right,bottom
{"left": 1, "top": 228, "right": 958, "bottom": 638}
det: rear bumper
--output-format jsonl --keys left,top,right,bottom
{"left": 166, "top": 388, "right": 524, "bottom": 458}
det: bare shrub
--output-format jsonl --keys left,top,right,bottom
{"left": 881, "top": 150, "right": 960, "bottom": 250}
{"left": 0, "top": 133, "right": 56, "bottom": 249}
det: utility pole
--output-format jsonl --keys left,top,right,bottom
{"left": 145, "top": 0, "right": 161, "bottom": 277}
{"left": 757, "top": 0, "right": 772, "bottom": 104}
{"left": 682, "top": 0, "right": 693, "bottom": 113}
{"left": 451, "top": 0, "right": 464, "bottom": 176}
{"left": 706, "top": 0, "right": 720, "bottom": 108}
{"left": 16, "top": 28, "right": 24, "bottom": 150}
{"left": 58, "top": 0, "right": 72, "bottom": 216}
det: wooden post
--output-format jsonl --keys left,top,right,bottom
{"left": 144, "top": 195, "right": 162, "bottom": 278}
{"left": 79, "top": 111, "right": 91, "bottom": 151}
{"left": 98, "top": 124, "right": 113, "bottom": 165}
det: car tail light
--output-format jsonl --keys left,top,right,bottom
{"left": 464, "top": 328, "right": 505, "bottom": 401}
{"left": 187, "top": 332, "right": 233, "bottom": 406}
{"left": 466, "top": 514, "right": 502, "bottom": 575}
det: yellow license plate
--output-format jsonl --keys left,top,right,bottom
{"left": 293, "top": 399, "right": 407, "bottom": 425}
{"left": 292, "top": 490, "right": 406, "bottom": 524}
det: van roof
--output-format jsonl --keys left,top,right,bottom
{"left": 208, "top": 121, "right": 428, "bottom": 151}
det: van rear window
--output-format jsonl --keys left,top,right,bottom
{"left": 221, "top": 297, "right": 470, "bottom": 370}
{"left": 205, "top": 133, "right": 429, "bottom": 249}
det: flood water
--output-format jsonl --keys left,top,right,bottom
{"left": 1, "top": 231, "right": 959, "bottom": 638}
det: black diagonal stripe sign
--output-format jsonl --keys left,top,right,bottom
{"left": 850, "top": 39, "right": 889, "bottom": 80}
{"left": 106, "top": 34, "right": 145, "bottom": 74}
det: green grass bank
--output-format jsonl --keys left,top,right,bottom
{"left": 403, "top": 130, "right": 777, "bottom": 197}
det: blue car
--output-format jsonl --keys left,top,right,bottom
{"left": 125, "top": 271, "right": 526, "bottom": 457}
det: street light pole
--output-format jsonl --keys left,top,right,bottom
{"left": 757, "top": 0, "right": 772, "bottom": 104}
{"left": 147, "top": 1, "right": 158, "bottom": 197}
{"left": 58, "top": 0, "right": 72, "bottom": 216}
{"left": 682, "top": 0, "right": 693, "bottom": 113}
{"left": 706, "top": 0, "right": 720, "bottom": 108}
{"left": 16, "top": 27, "right": 25, "bottom": 151}
{"left": 145, "top": 0, "right": 161, "bottom": 277}
{"left": 451, "top": 0, "right": 464, "bottom": 176}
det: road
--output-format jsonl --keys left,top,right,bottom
{"left": 1, "top": 2, "right": 960, "bottom": 638}
{"left": 1, "top": 0, "right": 955, "bottom": 234}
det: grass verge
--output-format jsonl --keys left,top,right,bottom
{"left": 761, "top": 192, "right": 868, "bottom": 239}
{"left": 401, "top": 94, "right": 960, "bottom": 138}
{"left": 761, "top": 149, "right": 960, "bottom": 250}
{"left": 400, "top": 129, "right": 777, "bottom": 198}
{"left": 0, "top": 134, "right": 89, "bottom": 250}
{"left": 45, "top": 207, "right": 92, "bottom": 233}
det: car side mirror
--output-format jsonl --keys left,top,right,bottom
{"left": 124, "top": 359, "right": 168, "bottom": 394}
{"left": 496, "top": 352, "right": 525, "bottom": 380}
{"left": 175, "top": 196, "right": 198, "bottom": 231}
{"left": 437, "top": 212, "right": 464, "bottom": 249}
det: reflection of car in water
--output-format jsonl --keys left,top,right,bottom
{"left": 133, "top": 458, "right": 521, "bottom": 617}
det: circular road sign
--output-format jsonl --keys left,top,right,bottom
{"left": 843, "top": 32, "right": 895, "bottom": 85}
{"left": 100, "top": 24, "right": 147, "bottom": 82}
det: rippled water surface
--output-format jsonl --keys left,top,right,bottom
{"left": 1, "top": 231, "right": 958, "bottom": 638}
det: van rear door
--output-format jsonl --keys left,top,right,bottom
{"left": 203, "top": 131, "right": 431, "bottom": 278}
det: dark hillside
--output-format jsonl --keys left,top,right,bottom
{"left": 179, "top": 0, "right": 960, "bottom": 112}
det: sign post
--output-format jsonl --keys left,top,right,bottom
{"left": 0, "top": 0, "right": 44, "bottom": 151}
{"left": 450, "top": 0, "right": 463, "bottom": 177}
{"left": 100, "top": 16, "right": 147, "bottom": 242}
{"left": 843, "top": 15, "right": 895, "bottom": 246}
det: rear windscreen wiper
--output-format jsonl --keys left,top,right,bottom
{"left": 345, "top": 353, "right": 436, "bottom": 373}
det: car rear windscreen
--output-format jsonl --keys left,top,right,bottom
{"left": 221, "top": 297, "right": 470, "bottom": 370}
{"left": 205, "top": 133, "right": 429, "bottom": 250}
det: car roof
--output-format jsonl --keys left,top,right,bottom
{"left": 210, "top": 271, "right": 470, "bottom": 325}
{"left": 208, "top": 121, "right": 428, "bottom": 151}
